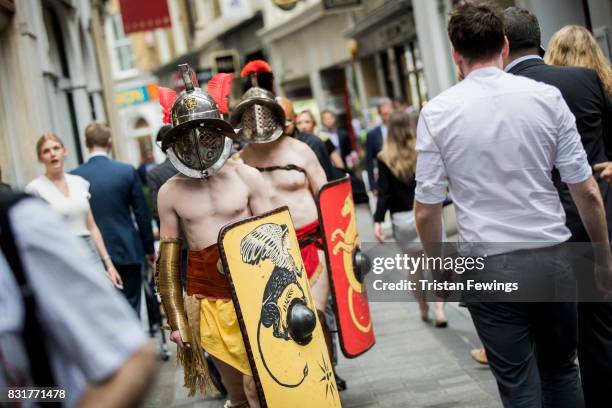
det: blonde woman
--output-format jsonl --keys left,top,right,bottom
{"left": 546, "top": 25, "right": 612, "bottom": 95}
{"left": 547, "top": 26, "right": 612, "bottom": 183}
{"left": 25, "top": 133, "right": 122, "bottom": 288}
{"left": 373, "top": 110, "right": 447, "bottom": 326}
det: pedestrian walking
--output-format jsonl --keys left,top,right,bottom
{"left": 373, "top": 110, "right": 447, "bottom": 326}
{"left": 0, "top": 190, "right": 157, "bottom": 408}
{"left": 504, "top": 16, "right": 612, "bottom": 406}
{"left": 320, "top": 110, "right": 352, "bottom": 167}
{"left": 365, "top": 97, "right": 394, "bottom": 194}
{"left": 296, "top": 109, "right": 345, "bottom": 169}
{"left": 25, "top": 133, "right": 122, "bottom": 288}
{"left": 414, "top": 3, "right": 611, "bottom": 407}
{"left": 72, "top": 122, "right": 155, "bottom": 315}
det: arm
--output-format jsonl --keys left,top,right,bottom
{"left": 12, "top": 199, "right": 156, "bottom": 406}
{"left": 129, "top": 169, "right": 155, "bottom": 264}
{"left": 373, "top": 160, "right": 391, "bottom": 242}
{"left": 302, "top": 144, "right": 328, "bottom": 198}
{"left": 330, "top": 150, "right": 345, "bottom": 169}
{"left": 76, "top": 343, "right": 157, "bottom": 408}
{"left": 555, "top": 91, "right": 612, "bottom": 292}
{"left": 86, "top": 209, "right": 123, "bottom": 288}
{"left": 157, "top": 182, "right": 191, "bottom": 347}
{"left": 413, "top": 113, "right": 448, "bottom": 246}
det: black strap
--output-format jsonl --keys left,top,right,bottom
{"left": 255, "top": 164, "right": 307, "bottom": 175}
{"left": 0, "top": 192, "right": 59, "bottom": 396}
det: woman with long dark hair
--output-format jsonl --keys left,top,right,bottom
{"left": 373, "top": 111, "right": 447, "bottom": 326}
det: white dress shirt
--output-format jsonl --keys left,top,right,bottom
{"left": 0, "top": 198, "right": 147, "bottom": 407}
{"left": 415, "top": 67, "right": 591, "bottom": 248}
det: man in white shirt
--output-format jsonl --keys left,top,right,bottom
{"left": 414, "top": 3, "right": 611, "bottom": 407}
{"left": 0, "top": 192, "right": 157, "bottom": 407}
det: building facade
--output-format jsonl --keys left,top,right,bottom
{"left": 0, "top": 0, "right": 118, "bottom": 188}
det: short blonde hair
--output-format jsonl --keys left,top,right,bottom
{"left": 546, "top": 25, "right": 612, "bottom": 95}
{"left": 36, "top": 133, "right": 64, "bottom": 157}
{"left": 85, "top": 121, "right": 111, "bottom": 148}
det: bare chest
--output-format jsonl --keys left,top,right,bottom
{"left": 173, "top": 178, "right": 251, "bottom": 225}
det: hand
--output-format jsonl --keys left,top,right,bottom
{"left": 594, "top": 162, "right": 612, "bottom": 183}
{"left": 374, "top": 222, "right": 385, "bottom": 243}
{"left": 146, "top": 253, "right": 156, "bottom": 270}
{"left": 594, "top": 251, "right": 612, "bottom": 298}
{"left": 106, "top": 264, "right": 124, "bottom": 290}
{"left": 372, "top": 190, "right": 378, "bottom": 197}
{"left": 169, "top": 330, "right": 190, "bottom": 349}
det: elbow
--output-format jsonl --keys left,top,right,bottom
{"left": 414, "top": 203, "right": 432, "bottom": 226}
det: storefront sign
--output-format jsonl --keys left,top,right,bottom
{"left": 116, "top": 84, "right": 159, "bottom": 107}
{"left": 323, "top": 0, "right": 361, "bottom": 10}
{"left": 119, "top": 0, "right": 171, "bottom": 34}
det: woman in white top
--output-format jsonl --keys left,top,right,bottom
{"left": 25, "top": 133, "right": 122, "bottom": 288}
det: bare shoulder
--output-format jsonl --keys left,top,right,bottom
{"left": 234, "top": 160, "right": 265, "bottom": 183}
{"left": 285, "top": 137, "right": 317, "bottom": 164}
{"left": 158, "top": 173, "right": 187, "bottom": 197}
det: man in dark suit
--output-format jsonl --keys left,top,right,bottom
{"left": 72, "top": 122, "right": 155, "bottom": 314}
{"left": 146, "top": 126, "right": 177, "bottom": 223}
{"left": 504, "top": 8, "right": 612, "bottom": 407}
{"left": 365, "top": 97, "right": 393, "bottom": 193}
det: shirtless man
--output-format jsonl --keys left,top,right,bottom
{"left": 232, "top": 61, "right": 333, "bottom": 359}
{"left": 156, "top": 66, "right": 271, "bottom": 408}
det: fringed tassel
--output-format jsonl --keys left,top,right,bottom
{"left": 176, "top": 295, "right": 219, "bottom": 398}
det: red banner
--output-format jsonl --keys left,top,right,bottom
{"left": 119, "top": 0, "right": 171, "bottom": 34}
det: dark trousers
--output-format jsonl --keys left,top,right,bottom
{"left": 567, "top": 241, "right": 612, "bottom": 408}
{"left": 116, "top": 264, "right": 142, "bottom": 316}
{"left": 465, "top": 245, "right": 583, "bottom": 408}
{"left": 578, "top": 302, "right": 612, "bottom": 407}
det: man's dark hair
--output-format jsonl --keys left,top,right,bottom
{"left": 447, "top": 2, "right": 505, "bottom": 62}
{"left": 503, "top": 7, "right": 541, "bottom": 54}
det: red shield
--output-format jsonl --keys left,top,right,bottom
{"left": 317, "top": 176, "right": 375, "bottom": 358}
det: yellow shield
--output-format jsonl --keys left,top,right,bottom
{"left": 218, "top": 207, "right": 342, "bottom": 408}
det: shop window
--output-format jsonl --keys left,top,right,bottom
{"left": 401, "top": 42, "right": 428, "bottom": 109}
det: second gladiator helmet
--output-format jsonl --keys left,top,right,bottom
{"left": 159, "top": 64, "right": 236, "bottom": 179}
{"left": 229, "top": 60, "right": 285, "bottom": 144}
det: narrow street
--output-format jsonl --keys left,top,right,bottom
{"left": 145, "top": 205, "right": 501, "bottom": 408}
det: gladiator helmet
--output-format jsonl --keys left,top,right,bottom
{"left": 159, "top": 64, "right": 236, "bottom": 179}
{"left": 229, "top": 60, "right": 285, "bottom": 144}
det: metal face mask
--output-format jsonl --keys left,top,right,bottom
{"left": 163, "top": 64, "right": 236, "bottom": 178}
{"left": 230, "top": 87, "right": 286, "bottom": 144}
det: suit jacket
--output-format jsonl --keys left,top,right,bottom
{"left": 365, "top": 125, "right": 384, "bottom": 191}
{"left": 146, "top": 158, "right": 178, "bottom": 220}
{"left": 509, "top": 57, "right": 612, "bottom": 240}
{"left": 72, "top": 155, "right": 154, "bottom": 265}
{"left": 297, "top": 131, "right": 336, "bottom": 181}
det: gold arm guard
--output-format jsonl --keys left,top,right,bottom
{"left": 156, "top": 239, "right": 192, "bottom": 344}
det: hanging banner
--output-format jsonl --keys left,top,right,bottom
{"left": 119, "top": 0, "right": 171, "bottom": 34}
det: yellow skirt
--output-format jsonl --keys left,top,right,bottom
{"left": 199, "top": 298, "right": 252, "bottom": 376}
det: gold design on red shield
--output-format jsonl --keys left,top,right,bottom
{"left": 331, "top": 194, "right": 372, "bottom": 333}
